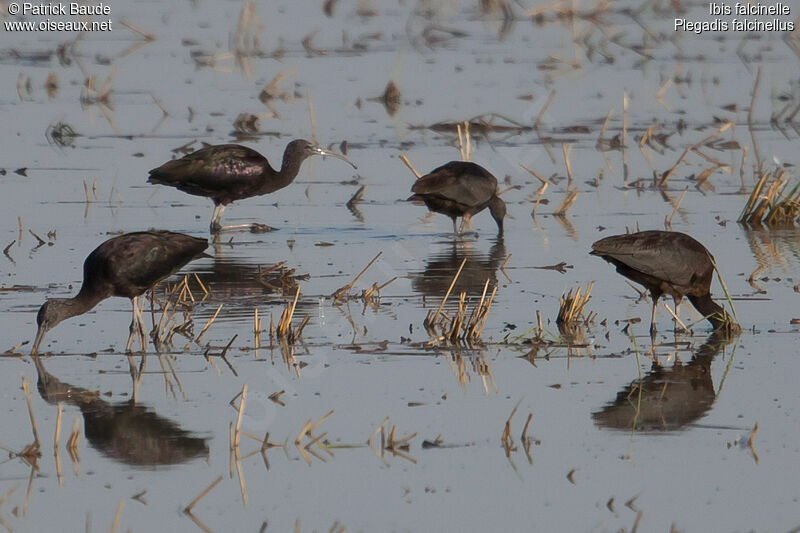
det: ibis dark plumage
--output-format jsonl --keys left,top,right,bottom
{"left": 32, "top": 231, "right": 208, "bottom": 355}
{"left": 409, "top": 161, "right": 506, "bottom": 236}
{"left": 148, "top": 140, "right": 356, "bottom": 233}
{"left": 590, "top": 230, "right": 732, "bottom": 334}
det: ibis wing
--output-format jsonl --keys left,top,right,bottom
{"left": 412, "top": 162, "right": 498, "bottom": 207}
{"left": 148, "top": 144, "right": 268, "bottom": 195}
{"left": 592, "top": 232, "right": 710, "bottom": 288}
{"left": 87, "top": 232, "right": 208, "bottom": 297}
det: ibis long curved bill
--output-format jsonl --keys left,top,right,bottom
{"left": 310, "top": 146, "right": 357, "bottom": 169}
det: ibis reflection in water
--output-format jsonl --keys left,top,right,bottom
{"left": 409, "top": 238, "right": 506, "bottom": 299}
{"left": 409, "top": 161, "right": 506, "bottom": 236}
{"left": 592, "top": 332, "right": 736, "bottom": 432}
{"left": 148, "top": 139, "right": 357, "bottom": 233}
{"left": 33, "top": 357, "right": 208, "bottom": 467}
{"left": 31, "top": 231, "right": 208, "bottom": 355}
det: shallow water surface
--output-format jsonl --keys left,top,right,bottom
{"left": 2, "top": 1, "right": 800, "bottom": 531}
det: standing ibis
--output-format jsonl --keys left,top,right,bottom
{"left": 409, "top": 161, "right": 506, "bottom": 236}
{"left": 32, "top": 231, "right": 208, "bottom": 354}
{"left": 590, "top": 230, "right": 735, "bottom": 334}
{"left": 148, "top": 140, "right": 356, "bottom": 233}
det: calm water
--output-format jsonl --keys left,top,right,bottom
{"left": 2, "top": 0, "right": 800, "bottom": 531}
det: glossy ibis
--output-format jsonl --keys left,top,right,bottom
{"left": 148, "top": 140, "right": 357, "bottom": 233}
{"left": 590, "top": 230, "right": 733, "bottom": 334}
{"left": 32, "top": 231, "right": 208, "bottom": 355}
{"left": 409, "top": 161, "right": 506, "bottom": 236}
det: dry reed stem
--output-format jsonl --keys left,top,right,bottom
{"left": 110, "top": 500, "right": 124, "bottom": 533}
{"left": 193, "top": 273, "right": 209, "bottom": 297}
{"left": 556, "top": 282, "right": 594, "bottom": 325}
{"left": 54, "top": 402, "right": 63, "bottom": 450}
{"left": 21, "top": 378, "right": 40, "bottom": 448}
{"left": 234, "top": 384, "right": 247, "bottom": 448}
{"left": 660, "top": 121, "right": 733, "bottom": 187}
{"left": 296, "top": 419, "right": 313, "bottom": 445}
{"left": 367, "top": 416, "right": 390, "bottom": 446}
{"left": 347, "top": 185, "right": 367, "bottom": 208}
{"left": 662, "top": 302, "right": 689, "bottom": 332}
{"left": 749, "top": 67, "right": 762, "bottom": 172}
{"left": 554, "top": 189, "right": 579, "bottom": 215}
{"left": 184, "top": 475, "right": 224, "bottom": 513}
{"left": 534, "top": 90, "right": 556, "bottom": 129}
{"left": 333, "top": 252, "right": 382, "bottom": 302}
{"left": 501, "top": 400, "right": 521, "bottom": 454}
{"left": 665, "top": 186, "right": 688, "bottom": 228}
{"left": 656, "top": 78, "right": 673, "bottom": 110}
{"left": 562, "top": 143, "right": 574, "bottom": 185}
{"left": 427, "top": 257, "right": 467, "bottom": 327}
{"left": 309, "top": 410, "right": 334, "bottom": 435}
{"left": 400, "top": 155, "right": 422, "bottom": 178}
{"left": 520, "top": 163, "right": 550, "bottom": 214}
{"left": 521, "top": 413, "right": 533, "bottom": 443}
{"left": 196, "top": 304, "right": 222, "bottom": 344}
{"left": 67, "top": 417, "right": 81, "bottom": 451}
{"left": 119, "top": 20, "right": 156, "bottom": 41}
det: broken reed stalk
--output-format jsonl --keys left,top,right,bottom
{"left": 196, "top": 304, "right": 222, "bottom": 344}
{"left": 534, "top": 90, "right": 555, "bottom": 129}
{"left": 554, "top": 189, "right": 579, "bottom": 216}
{"left": 521, "top": 413, "right": 533, "bottom": 443}
{"left": 427, "top": 257, "right": 467, "bottom": 326}
{"left": 708, "top": 255, "right": 740, "bottom": 330}
{"left": 400, "top": 155, "right": 422, "bottom": 179}
{"left": 234, "top": 384, "right": 247, "bottom": 448}
{"left": 501, "top": 400, "right": 521, "bottom": 454}
{"left": 67, "top": 417, "right": 81, "bottom": 451}
{"left": 556, "top": 282, "right": 594, "bottom": 325}
{"left": 332, "top": 251, "right": 383, "bottom": 302}
{"left": 346, "top": 185, "right": 367, "bottom": 208}
{"left": 54, "top": 402, "right": 63, "bottom": 450}
{"left": 748, "top": 67, "right": 763, "bottom": 173}
{"left": 660, "top": 121, "right": 733, "bottom": 187}
{"left": 562, "top": 143, "right": 573, "bottom": 186}
{"left": 110, "top": 500, "right": 124, "bottom": 533}
{"left": 665, "top": 186, "right": 688, "bottom": 229}
{"left": 662, "top": 302, "right": 689, "bottom": 332}
{"left": 276, "top": 286, "right": 303, "bottom": 341}
{"left": 520, "top": 163, "right": 549, "bottom": 214}
{"left": 21, "top": 378, "right": 40, "bottom": 448}
{"left": 457, "top": 121, "right": 471, "bottom": 161}
{"left": 184, "top": 475, "right": 224, "bottom": 514}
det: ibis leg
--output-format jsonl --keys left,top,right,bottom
{"left": 210, "top": 204, "right": 226, "bottom": 233}
{"left": 126, "top": 298, "right": 138, "bottom": 352}
{"left": 649, "top": 295, "right": 659, "bottom": 336}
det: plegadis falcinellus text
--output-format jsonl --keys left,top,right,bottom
{"left": 590, "top": 230, "right": 733, "bottom": 334}
{"left": 408, "top": 161, "right": 506, "bottom": 236}
{"left": 32, "top": 231, "right": 208, "bottom": 355}
{"left": 148, "top": 140, "right": 356, "bottom": 233}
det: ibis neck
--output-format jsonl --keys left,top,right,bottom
{"left": 275, "top": 152, "right": 310, "bottom": 189}
{"left": 688, "top": 294, "right": 726, "bottom": 329}
{"left": 57, "top": 290, "right": 104, "bottom": 324}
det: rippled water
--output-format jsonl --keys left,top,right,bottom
{"left": 3, "top": 0, "right": 800, "bottom": 531}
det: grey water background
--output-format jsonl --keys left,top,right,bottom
{"left": 2, "top": 0, "right": 800, "bottom": 531}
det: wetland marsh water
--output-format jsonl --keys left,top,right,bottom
{"left": 3, "top": 0, "right": 800, "bottom": 531}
